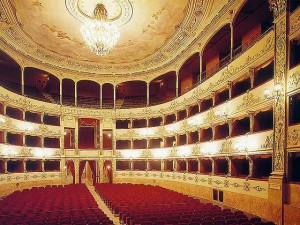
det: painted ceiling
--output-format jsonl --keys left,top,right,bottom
{"left": 0, "top": 0, "right": 229, "bottom": 79}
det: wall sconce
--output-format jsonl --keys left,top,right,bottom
{"left": 264, "top": 83, "right": 283, "bottom": 100}
{"left": 153, "top": 149, "right": 169, "bottom": 158}
{"left": 139, "top": 128, "right": 155, "bottom": 137}
{"left": 0, "top": 117, "right": 5, "bottom": 123}
{"left": 177, "top": 146, "right": 192, "bottom": 157}
{"left": 122, "top": 150, "right": 140, "bottom": 159}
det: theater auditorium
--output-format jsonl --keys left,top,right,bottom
{"left": 0, "top": 0, "right": 299, "bottom": 224}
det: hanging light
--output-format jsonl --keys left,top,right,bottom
{"left": 80, "top": 4, "right": 120, "bottom": 56}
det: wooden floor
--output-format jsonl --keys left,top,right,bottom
{"left": 86, "top": 184, "right": 121, "bottom": 225}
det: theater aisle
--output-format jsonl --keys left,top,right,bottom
{"left": 86, "top": 184, "right": 121, "bottom": 225}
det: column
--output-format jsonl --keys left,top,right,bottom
{"left": 75, "top": 82, "right": 77, "bottom": 107}
{"left": 75, "top": 117, "right": 79, "bottom": 155}
{"left": 74, "top": 159, "right": 79, "bottom": 184}
{"left": 197, "top": 159, "right": 201, "bottom": 173}
{"left": 147, "top": 82, "right": 150, "bottom": 106}
{"left": 21, "top": 67, "right": 25, "bottom": 96}
{"left": 226, "top": 156, "right": 231, "bottom": 177}
{"left": 161, "top": 160, "right": 164, "bottom": 172}
{"left": 113, "top": 85, "right": 116, "bottom": 109}
{"left": 199, "top": 52, "right": 203, "bottom": 83}
{"left": 228, "top": 81, "right": 232, "bottom": 99}
{"left": 246, "top": 156, "right": 253, "bottom": 178}
{"left": 249, "top": 113, "right": 254, "bottom": 134}
{"left": 4, "top": 160, "right": 7, "bottom": 173}
{"left": 99, "top": 84, "right": 102, "bottom": 109}
{"left": 212, "top": 124, "right": 216, "bottom": 141}
{"left": 230, "top": 23, "right": 234, "bottom": 59}
{"left": 98, "top": 159, "right": 104, "bottom": 183}
{"left": 210, "top": 158, "right": 214, "bottom": 175}
{"left": 130, "top": 160, "right": 133, "bottom": 171}
{"left": 173, "top": 159, "right": 177, "bottom": 172}
{"left": 4, "top": 131, "right": 7, "bottom": 144}
{"left": 23, "top": 160, "right": 27, "bottom": 173}
{"left": 59, "top": 80, "right": 62, "bottom": 105}
{"left": 3, "top": 105, "right": 6, "bottom": 115}
{"left": 269, "top": 2, "right": 288, "bottom": 224}
{"left": 60, "top": 158, "right": 67, "bottom": 184}
{"left": 146, "top": 160, "right": 149, "bottom": 171}
{"left": 176, "top": 71, "right": 179, "bottom": 97}
{"left": 42, "top": 160, "right": 45, "bottom": 172}
{"left": 41, "top": 112, "right": 44, "bottom": 124}
{"left": 249, "top": 68, "right": 255, "bottom": 88}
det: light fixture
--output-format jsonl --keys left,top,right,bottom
{"left": 215, "top": 110, "right": 228, "bottom": 118}
{"left": 177, "top": 146, "right": 192, "bottom": 157}
{"left": 0, "top": 117, "right": 5, "bottom": 123}
{"left": 80, "top": 4, "right": 120, "bottom": 56}
{"left": 153, "top": 150, "right": 169, "bottom": 159}
{"left": 264, "top": 83, "right": 283, "bottom": 100}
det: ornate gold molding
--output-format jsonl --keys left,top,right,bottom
{"left": 272, "top": 12, "right": 287, "bottom": 173}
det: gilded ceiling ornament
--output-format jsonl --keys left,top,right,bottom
{"left": 42, "top": 24, "right": 84, "bottom": 45}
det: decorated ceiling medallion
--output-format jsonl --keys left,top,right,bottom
{"left": 65, "top": 0, "right": 133, "bottom": 26}
{"left": 66, "top": 0, "right": 132, "bottom": 56}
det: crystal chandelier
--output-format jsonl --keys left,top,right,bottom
{"left": 80, "top": 4, "right": 120, "bottom": 56}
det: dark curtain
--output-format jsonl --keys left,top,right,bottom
{"left": 88, "top": 161, "right": 97, "bottom": 185}
{"left": 79, "top": 161, "right": 86, "bottom": 183}
{"left": 78, "top": 127, "right": 95, "bottom": 149}
{"left": 67, "top": 161, "right": 75, "bottom": 184}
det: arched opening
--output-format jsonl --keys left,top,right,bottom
{"left": 0, "top": 50, "right": 21, "bottom": 94}
{"left": 149, "top": 160, "right": 161, "bottom": 171}
{"left": 102, "top": 83, "right": 114, "bottom": 109}
{"left": 116, "top": 160, "right": 131, "bottom": 171}
{"left": 202, "top": 24, "right": 231, "bottom": 80}
{"left": 230, "top": 156, "right": 249, "bottom": 178}
{"left": 24, "top": 68, "right": 60, "bottom": 103}
{"left": 231, "top": 116, "right": 250, "bottom": 137}
{"left": 62, "top": 79, "right": 75, "bottom": 106}
{"left": 77, "top": 80, "right": 100, "bottom": 108}
{"left": 188, "top": 159, "right": 199, "bottom": 173}
{"left": 179, "top": 53, "right": 200, "bottom": 95}
{"left": 149, "top": 72, "right": 176, "bottom": 105}
{"left": 231, "top": 76, "right": 251, "bottom": 98}
{"left": 200, "top": 158, "right": 212, "bottom": 174}
{"left": 233, "top": 0, "right": 273, "bottom": 57}
{"left": 116, "top": 81, "right": 147, "bottom": 108}
{"left": 214, "top": 157, "right": 229, "bottom": 176}
{"left": 78, "top": 118, "right": 99, "bottom": 149}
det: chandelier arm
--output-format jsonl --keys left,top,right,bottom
{"left": 76, "top": 0, "right": 123, "bottom": 23}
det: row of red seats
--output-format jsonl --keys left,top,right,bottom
{"left": 0, "top": 184, "right": 113, "bottom": 225}
{"left": 95, "top": 183, "right": 275, "bottom": 225}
